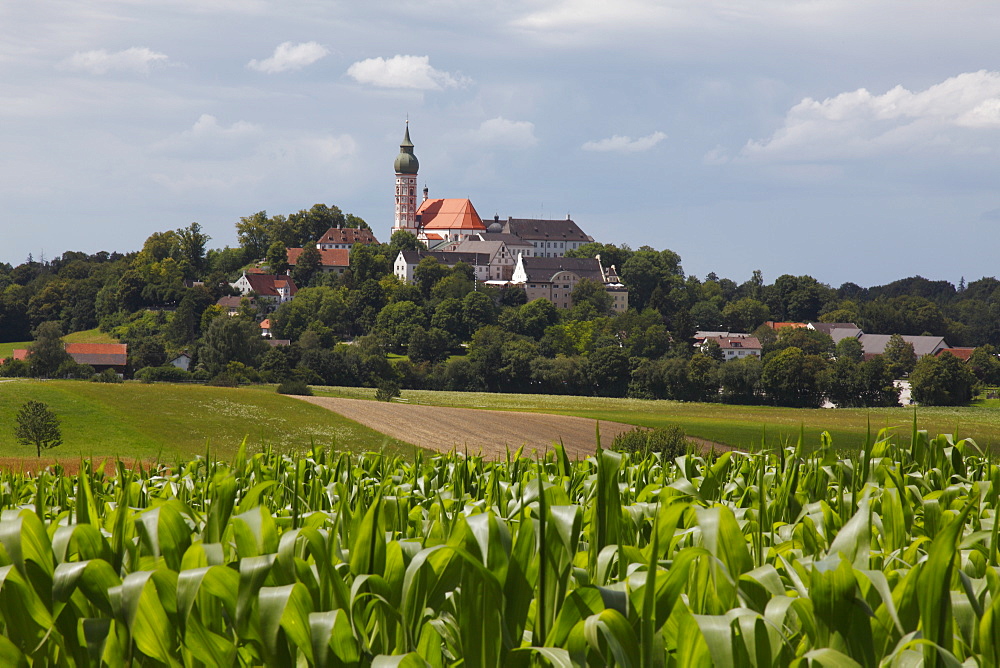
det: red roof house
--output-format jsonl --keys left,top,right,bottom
{"left": 286, "top": 247, "right": 351, "bottom": 274}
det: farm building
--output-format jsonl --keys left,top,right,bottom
{"left": 285, "top": 247, "right": 350, "bottom": 275}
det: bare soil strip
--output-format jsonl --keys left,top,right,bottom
{"left": 298, "top": 396, "right": 732, "bottom": 459}
{"left": 0, "top": 457, "right": 155, "bottom": 475}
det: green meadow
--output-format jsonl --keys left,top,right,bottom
{"left": 0, "top": 380, "right": 411, "bottom": 461}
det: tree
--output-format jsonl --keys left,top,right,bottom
{"left": 266, "top": 241, "right": 289, "bottom": 275}
{"left": 571, "top": 278, "right": 613, "bottom": 316}
{"left": 835, "top": 337, "right": 864, "bottom": 363}
{"left": 690, "top": 301, "right": 725, "bottom": 330}
{"left": 565, "top": 242, "right": 633, "bottom": 271}
{"left": 176, "top": 222, "right": 210, "bottom": 277}
{"left": 462, "top": 291, "right": 497, "bottom": 335}
{"left": 236, "top": 211, "right": 272, "bottom": 260}
{"left": 586, "top": 346, "right": 630, "bottom": 397}
{"left": 722, "top": 298, "right": 770, "bottom": 333}
{"left": 413, "top": 257, "right": 450, "bottom": 298}
{"left": 27, "top": 321, "right": 72, "bottom": 377}
{"left": 291, "top": 243, "right": 322, "bottom": 287}
{"left": 909, "top": 352, "right": 976, "bottom": 406}
{"left": 518, "top": 299, "right": 560, "bottom": 340}
{"left": 967, "top": 345, "right": 1000, "bottom": 385}
{"left": 717, "top": 356, "right": 763, "bottom": 404}
{"left": 883, "top": 334, "right": 917, "bottom": 378}
{"left": 408, "top": 326, "right": 452, "bottom": 364}
{"left": 761, "top": 346, "right": 828, "bottom": 408}
{"left": 375, "top": 301, "right": 428, "bottom": 352}
{"left": 15, "top": 400, "right": 62, "bottom": 457}
{"left": 199, "top": 316, "right": 269, "bottom": 375}
{"left": 388, "top": 230, "right": 425, "bottom": 256}
{"left": 350, "top": 244, "right": 391, "bottom": 283}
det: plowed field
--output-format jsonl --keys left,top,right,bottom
{"left": 298, "top": 396, "right": 731, "bottom": 458}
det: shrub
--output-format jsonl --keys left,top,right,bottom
{"left": 0, "top": 358, "right": 30, "bottom": 378}
{"left": 134, "top": 365, "right": 193, "bottom": 383}
{"left": 91, "top": 368, "right": 124, "bottom": 383}
{"left": 375, "top": 379, "right": 401, "bottom": 402}
{"left": 612, "top": 425, "right": 690, "bottom": 461}
{"left": 277, "top": 380, "right": 313, "bottom": 396}
{"left": 57, "top": 360, "right": 96, "bottom": 380}
{"left": 208, "top": 371, "right": 239, "bottom": 387}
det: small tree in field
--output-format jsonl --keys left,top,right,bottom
{"left": 15, "top": 400, "right": 63, "bottom": 457}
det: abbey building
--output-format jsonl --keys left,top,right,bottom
{"left": 390, "top": 123, "right": 628, "bottom": 312}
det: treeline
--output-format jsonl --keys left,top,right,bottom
{"left": 2, "top": 204, "right": 1000, "bottom": 406}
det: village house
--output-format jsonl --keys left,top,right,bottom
{"left": 510, "top": 255, "right": 628, "bottom": 312}
{"left": 394, "top": 250, "right": 492, "bottom": 283}
{"left": 859, "top": 334, "right": 950, "bottom": 360}
{"left": 286, "top": 247, "right": 351, "bottom": 275}
{"left": 215, "top": 295, "right": 253, "bottom": 316}
{"left": 700, "top": 336, "right": 763, "bottom": 361}
{"left": 230, "top": 272, "right": 297, "bottom": 310}
{"left": 808, "top": 322, "right": 863, "bottom": 344}
{"left": 316, "top": 226, "right": 379, "bottom": 251}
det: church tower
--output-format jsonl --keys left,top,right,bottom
{"left": 393, "top": 123, "right": 419, "bottom": 235}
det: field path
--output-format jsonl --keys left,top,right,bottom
{"left": 297, "top": 396, "right": 635, "bottom": 457}
{"left": 297, "top": 396, "right": 732, "bottom": 458}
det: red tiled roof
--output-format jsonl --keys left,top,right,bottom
{"left": 937, "top": 347, "right": 975, "bottom": 361}
{"left": 417, "top": 198, "right": 486, "bottom": 231}
{"left": 65, "top": 342, "right": 128, "bottom": 367}
{"left": 286, "top": 247, "right": 350, "bottom": 268}
{"left": 260, "top": 319, "right": 272, "bottom": 329}
{"left": 12, "top": 349, "right": 29, "bottom": 361}
{"left": 318, "top": 227, "right": 379, "bottom": 245}
{"left": 242, "top": 273, "right": 298, "bottom": 297}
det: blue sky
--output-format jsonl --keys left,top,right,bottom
{"left": 3, "top": 1, "right": 1000, "bottom": 287}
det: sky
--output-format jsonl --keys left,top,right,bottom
{"left": 3, "top": 1, "right": 1000, "bottom": 288}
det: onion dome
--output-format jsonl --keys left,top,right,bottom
{"left": 394, "top": 124, "right": 419, "bottom": 174}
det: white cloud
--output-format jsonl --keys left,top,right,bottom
{"left": 150, "top": 130, "right": 357, "bottom": 194}
{"left": 741, "top": 70, "right": 1000, "bottom": 162}
{"left": 152, "top": 114, "right": 262, "bottom": 158}
{"left": 474, "top": 117, "right": 537, "bottom": 148}
{"left": 582, "top": 131, "right": 666, "bottom": 153}
{"left": 346, "top": 55, "right": 469, "bottom": 90}
{"left": 60, "top": 47, "right": 169, "bottom": 75}
{"left": 247, "top": 41, "right": 329, "bottom": 74}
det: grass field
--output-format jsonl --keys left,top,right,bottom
{"left": 318, "top": 385, "right": 1000, "bottom": 451}
{"left": 0, "top": 380, "right": 413, "bottom": 462}
{"left": 0, "top": 328, "right": 120, "bottom": 359}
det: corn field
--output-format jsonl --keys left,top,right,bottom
{"left": 1, "top": 426, "right": 998, "bottom": 666}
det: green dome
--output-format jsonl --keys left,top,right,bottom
{"left": 394, "top": 125, "right": 419, "bottom": 174}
